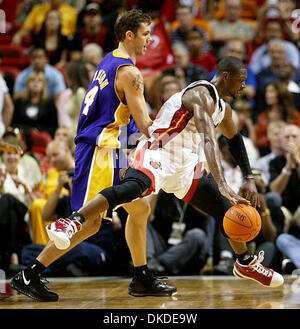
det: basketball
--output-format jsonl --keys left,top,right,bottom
{"left": 223, "top": 204, "right": 262, "bottom": 242}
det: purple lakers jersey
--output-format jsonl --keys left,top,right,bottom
{"left": 75, "top": 50, "right": 138, "bottom": 147}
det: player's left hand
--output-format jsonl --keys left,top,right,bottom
{"left": 239, "top": 178, "right": 259, "bottom": 208}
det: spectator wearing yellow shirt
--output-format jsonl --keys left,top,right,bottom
{"left": 28, "top": 139, "right": 74, "bottom": 245}
{"left": 12, "top": 0, "right": 77, "bottom": 45}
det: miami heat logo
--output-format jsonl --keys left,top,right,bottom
{"left": 150, "top": 159, "right": 161, "bottom": 170}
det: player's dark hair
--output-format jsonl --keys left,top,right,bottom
{"left": 114, "top": 9, "right": 152, "bottom": 42}
{"left": 216, "top": 56, "right": 246, "bottom": 77}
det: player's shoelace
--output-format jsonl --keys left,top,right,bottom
{"left": 57, "top": 218, "right": 77, "bottom": 237}
{"left": 30, "top": 275, "right": 51, "bottom": 291}
{"left": 144, "top": 271, "right": 169, "bottom": 285}
{"left": 251, "top": 251, "right": 272, "bottom": 277}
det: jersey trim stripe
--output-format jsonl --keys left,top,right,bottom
{"left": 182, "top": 162, "right": 203, "bottom": 203}
{"left": 149, "top": 105, "right": 193, "bottom": 150}
{"left": 83, "top": 145, "right": 98, "bottom": 205}
{"left": 112, "top": 49, "right": 129, "bottom": 59}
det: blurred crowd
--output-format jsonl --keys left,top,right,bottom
{"left": 0, "top": 0, "right": 300, "bottom": 277}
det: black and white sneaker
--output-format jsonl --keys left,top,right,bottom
{"left": 10, "top": 271, "right": 58, "bottom": 302}
{"left": 128, "top": 272, "right": 177, "bottom": 297}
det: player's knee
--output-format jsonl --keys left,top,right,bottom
{"left": 99, "top": 182, "right": 142, "bottom": 209}
{"left": 126, "top": 197, "right": 151, "bottom": 221}
{"left": 135, "top": 197, "right": 151, "bottom": 216}
{"left": 99, "top": 170, "right": 151, "bottom": 209}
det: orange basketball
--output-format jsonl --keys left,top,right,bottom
{"left": 223, "top": 204, "right": 262, "bottom": 242}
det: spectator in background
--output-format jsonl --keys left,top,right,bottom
{"left": 255, "top": 120, "right": 286, "bottom": 184}
{"left": 54, "top": 126, "right": 75, "bottom": 156}
{"left": 12, "top": 71, "right": 58, "bottom": 138}
{"left": 256, "top": 82, "right": 300, "bottom": 156}
{"left": 0, "top": 53, "right": 15, "bottom": 96}
{"left": 13, "top": 47, "right": 66, "bottom": 103}
{"left": 57, "top": 60, "right": 90, "bottom": 137}
{"left": 32, "top": 9, "right": 69, "bottom": 68}
{"left": 169, "top": 5, "right": 211, "bottom": 53}
{"left": 276, "top": 60, "right": 300, "bottom": 110}
{"left": 250, "top": 19, "right": 300, "bottom": 75}
{"left": 276, "top": 230, "right": 300, "bottom": 273}
{"left": 146, "top": 190, "right": 209, "bottom": 275}
{"left": 84, "top": 60, "right": 98, "bottom": 82}
{"left": 213, "top": 0, "right": 259, "bottom": 21}
{"left": 186, "top": 0, "right": 215, "bottom": 20}
{"left": 0, "top": 75, "right": 14, "bottom": 138}
{"left": 56, "top": 46, "right": 100, "bottom": 129}
{"left": 255, "top": 39, "right": 300, "bottom": 117}
{"left": 232, "top": 96, "right": 256, "bottom": 146}
{"left": 28, "top": 139, "right": 74, "bottom": 246}
{"left": 12, "top": 0, "right": 77, "bottom": 45}
{"left": 70, "top": 3, "right": 115, "bottom": 60}
{"left": 186, "top": 28, "right": 217, "bottom": 74}
{"left": 162, "top": 42, "right": 208, "bottom": 90}
{"left": 135, "top": 8, "right": 174, "bottom": 79}
{"left": 82, "top": 43, "right": 103, "bottom": 67}
{"left": 1, "top": 128, "right": 42, "bottom": 196}
{"left": 269, "top": 124, "right": 300, "bottom": 220}
{"left": 158, "top": 77, "right": 181, "bottom": 109}
{"left": 21, "top": 139, "right": 114, "bottom": 277}
{"left": 211, "top": 0, "right": 255, "bottom": 46}
{"left": 147, "top": 75, "right": 181, "bottom": 119}
{"left": 0, "top": 134, "right": 39, "bottom": 276}
{"left": 230, "top": 109, "right": 259, "bottom": 167}
{"left": 210, "top": 39, "right": 257, "bottom": 104}
{"left": 77, "top": 0, "right": 122, "bottom": 34}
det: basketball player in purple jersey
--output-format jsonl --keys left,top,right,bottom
{"left": 11, "top": 9, "right": 176, "bottom": 301}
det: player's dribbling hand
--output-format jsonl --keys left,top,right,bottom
{"left": 218, "top": 183, "right": 251, "bottom": 206}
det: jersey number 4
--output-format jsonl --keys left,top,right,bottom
{"left": 82, "top": 86, "right": 99, "bottom": 115}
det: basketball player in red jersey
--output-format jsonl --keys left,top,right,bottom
{"left": 41, "top": 56, "right": 284, "bottom": 290}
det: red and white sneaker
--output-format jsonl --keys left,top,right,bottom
{"left": 46, "top": 218, "right": 82, "bottom": 250}
{"left": 233, "top": 251, "right": 284, "bottom": 287}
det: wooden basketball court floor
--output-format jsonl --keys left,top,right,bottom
{"left": 1, "top": 275, "right": 300, "bottom": 309}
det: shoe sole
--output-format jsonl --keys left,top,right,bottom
{"left": 47, "top": 229, "right": 70, "bottom": 250}
{"left": 10, "top": 280, "right": 58, "bottom": 302}
{"left": 128, "top": 290, "right": 178, "bottom": 297}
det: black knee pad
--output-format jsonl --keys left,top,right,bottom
{"left": 99, "top": 167, "right": 152, "bottom": 209}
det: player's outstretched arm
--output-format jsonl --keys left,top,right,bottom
{"left": 183, "top": 87, "right": 250, "bottom": 205}
{"left": 190, "top": 89, "right": 226, "bottom": 187}
{"left": 117, "top": 65, "right": 152, "bottom": 137}
{"left": 218, "top": 103, "right": 258, "bottom": 208}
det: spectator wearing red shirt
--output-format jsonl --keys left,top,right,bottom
{"left": 186, "top": 28, "right": 217, "bottom": 74}
{"left": 70, "top": 3, "right": 115, "bottom": 60}
{"left": 256, "top": 81, "right": 300, "bottom": 155}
